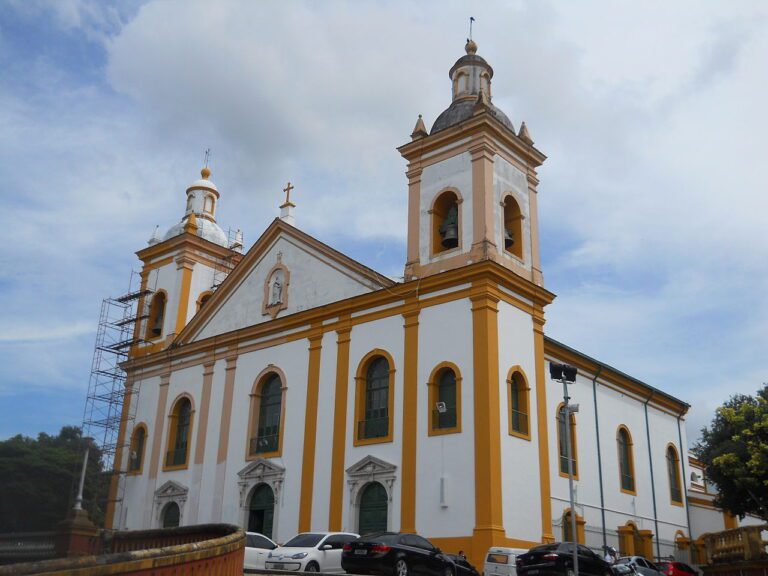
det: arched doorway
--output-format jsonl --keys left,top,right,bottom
{"left": 358, "top": 482, "right": 387, "bottom": 536}
{"left": 248, "top": 483, "right": 275, "bottom": 538}
{"left": 162, "top": 502, "right": 180, "bottom": 528}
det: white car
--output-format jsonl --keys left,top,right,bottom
{"left": 244, "top": 531, "right": 278, "bottom": 569}
{"left": 265, "top": 531, "right": 359, "bottom": 573}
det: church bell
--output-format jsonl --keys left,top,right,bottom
{"left": 439, "top": 205, "right": 459, "bottom": 249}
{"left": 504, "top": 227, "right": 515, "bottom": 249}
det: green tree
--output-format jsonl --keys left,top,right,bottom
{"left": 0, "top": 426, "right": 108, "bottom": 532}
{"left": 694, "top": 384, "right": 768, "bottom": 521}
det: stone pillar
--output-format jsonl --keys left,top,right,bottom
{"left": 55, "top": 509, "right": 100, "bottom": 557}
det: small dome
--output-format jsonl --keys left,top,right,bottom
{"left": 162, "top": 216, "right": 228, "bottom": 247}
{"left": 431, "top": 98, "right": 514, "bottom": 134}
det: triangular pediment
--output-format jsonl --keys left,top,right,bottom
{"left": 178, "top": 219, "right": 394, "bottom": 344}
{"left": 237, "top": 458, "right": 286, "bottom": 480}
{"left": 346, "top": 455, "right": 397, "bottom": 478}
{"left": 155, "top": 480, "right": 188, "bottom": 499}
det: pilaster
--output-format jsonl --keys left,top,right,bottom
{"left": 299, "top": 326, "right": 324, "bottom": 531}
{"left": 400, "top": 300, "right": 420, "bottom": 532}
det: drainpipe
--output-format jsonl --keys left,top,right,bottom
{"left": 591, "top": 364, "right": 606, "bottom": 550}
{"left": 676, "top": 414, "right": 692, "bottom": 561}
{"left": 644, "top": 392, "right": 661, "bottom": 560}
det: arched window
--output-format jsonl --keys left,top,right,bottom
{"left": 453, "top": 71, "right": 469, "bottom": 97}
{"left": 248, "top": 373, "right": 284, "bottom": 457}
{"left": 248, "top": 483, "right": 275, "bottom": 538}
{"left": 617, "top": 426, "right": 636, "bottom": 494}
{"left": 667, "top": 445, "right": 683, "bottom": 505}
{"left": 562, "top": 510, "right": 585, "bottom": 544}
{"left": 432, "top": 190, "right": 460, "bottom": 255}
{"left": 358, "top": 482, "right": 388, "bottom": 536}
{"left": 480, "top": 71, "right": 491, "bottom": 98}
{"left": 165, "top": 397, "right": 193, "bottom": 469}
{"left": 128, "top": 425, "right": 147, "bottom": 473}
{"left": 162, "top": 501, "right": 180, "bottom": 528}
{"left": 502, "top": 195, "right": 523, "bottom": 259}
{"left": 508, "top": 369, "right": 530, "bottom": 438}
{"left": 355, "top": 352, "right": 395, "bottom": 445}
{"left": 196, "top": 290, "right": 213, "bottom": 312}
{"left": 145, "top": 291, "right": 167, "bottom": 340}
{"left": 556, "top": 404, "right": 578, "bottom": 477}
{"left": 428, "top": 363, "right": 461, "bottom": 435}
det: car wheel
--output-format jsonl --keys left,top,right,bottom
{"left": 306, "top": 562, "right": 320, "bottom": 572}
{"left": 395, "top": 558, "right": 409, "bottom": 576}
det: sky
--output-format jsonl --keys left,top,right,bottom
{"left": 0, "top": 0, "right": 766, "bottom": 445}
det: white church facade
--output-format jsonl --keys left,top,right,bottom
{"left": 109, "top": 41, "right": 744, "bottom": 566}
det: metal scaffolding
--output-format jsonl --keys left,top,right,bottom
{"left": 81, "top": 270, "right": 151, "bottom": 502}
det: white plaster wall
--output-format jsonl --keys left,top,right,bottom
{"left": 343, "top": 315, "right": 405, "bottom": 534}
{"left": 150, "top": 364, "right": 205, "bottom": 527}
{"left": 497, "top": 301, "right": 541, "bottom": 543}
{"left": 415, "top": 297, "right": 475, "bottom": 537}
{"left": 310, "top": 330, "right": 339, "bottom": 530}
{"left": 419, "top": 152, "right": 473, "bottom": 265}
{"left": 493, "top": 155, "right": 531, "bottom": 269}
{"left": 141, "top": 259, "right": 181, "bottom": 340}
{"left": 195, "top": 235, "right": 378, "bottom": 341}
{"left": 121, "top": 372, "right": 162, "bottom": 530}
{"left": 186, "top": 261, "right": 217, "bottom": 324}
{"left": 689, "top": 504, "right": 725, "bottom": 539}
{"left": 220, "top": 337, "right": 311, "bottom": 543}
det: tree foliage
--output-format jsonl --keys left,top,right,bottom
{"left": 694, "top": 384, "right": 768, "bottom": 521}
{"left": 0, "top": 426, "right": 108, "bottom": 532}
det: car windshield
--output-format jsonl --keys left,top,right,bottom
{"left": 530, "top": 544, "right": 560, "bottom": 553}
{"left": 616, "top": 558, "right": 632, "bottom": 565}
{"left": 284, "top": 533, "right": 326, "bottom": 548}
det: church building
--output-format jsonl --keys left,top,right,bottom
{"left": 108, "top": 40, "right": 743, "bottom": 567}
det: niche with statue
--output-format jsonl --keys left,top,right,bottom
{"left": 262, "top": 255, "right": 291, "bottom": 319}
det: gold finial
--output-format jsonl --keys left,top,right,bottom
{"left": 201, "top": 166, "right": 211, "bottom": 179}
{"left": 281, "top": 181, "right": 295, "bottom": 208}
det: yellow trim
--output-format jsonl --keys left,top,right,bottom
{"left": 174, "top": 257, "right": 195, "bottom": 336}
{"left": 666, "top": 443, "right": 684, "bottom": 506}
{"left": 561, "top": 508, "right": 586, "bottom": 544}
{"left": 533, "top": 318, "right": 554, "bottom": 542}
{"left": 723, "top": 511, "right": 738, "bottom": 530}
{"left": 193, "top": 362, "right": 215, "bottom": 466}
{"left": 506, "top": 365, "right": 531, "bottom": 440}
{"left": 126, "top": 423, "right": 148, "bottom": 476}
{"left": 328, "top": 321, "right": 352, "bottom": 531}
{"left": 245, "top": 367, "right": 287, "bottom": 460}
{"left": 148, "top": 374, "right": 171, "bottom": 481}
{"left": 674, "top": 530, "right": 691, "bottom": 550}
{"left": 299, "top": 328, "right": 324, "bottom": 532}
{"left": 556, "top": 402, "right": 579, "bottom": 480}
{"left": 688, "top": 496, "right": 717, "bottom": 509}
{"left": 400, "top": 304, "right": 420, "bottom": 533}
{"left": 353, "top": 349, "right": 396, "bottom": 447}
{"left": 427, "top": 361, "right": 462, "bottom": 436}
{"left": 162, "top": 393, "right": 195, "bottom": 472}
{"left": 470, "top": 281, "right": 505, "bottom": 553}
{"left": 617, "top": 425, "right": 637, "bottom": 495}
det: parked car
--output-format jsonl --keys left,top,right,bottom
{"left": 342, "top": 531, "right": 455, "bottom": 576}
{"left": 448, "top": 554, "right": 480, "bottom": 576}
{"left": 244, "top": 531, "right": 278, "bottom": 569}
{"left": 516, "top": 542, "right": 613, "bottom": 576}
{"left": 266, "top": 531, "right": 359, "bottom": 572}
{"left": 485, "top": 547, "right": 528, "bottom": 576}
{"left": 656, "top": 561, "right": 699, "bottom": 576}
{"left": 615, "top": 557, "right": 664, "bottom": 576}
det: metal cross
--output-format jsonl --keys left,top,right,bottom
{"left": 469, "top": 16, "right": 475, "bottom": 40}
{"left": 283, "top": 181, "right": 294, "bottom": 204}
{"left": 204, "top": 148, "right": 211, "bottom": 167}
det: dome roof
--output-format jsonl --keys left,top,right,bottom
{"left": 186, "top": 167, "right": 219, "bottom": 198}
{"left": 162, "top": 216, "right": 228, "bottom": 247}
{"left": 431, "top": 98, "right": 514, "bottom": 134}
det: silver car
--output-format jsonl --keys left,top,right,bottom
{"left": 616, "top": 557, "right": 663, "bottom": 576}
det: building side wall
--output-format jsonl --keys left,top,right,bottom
{"left": 492, "top": 155, "right": 531, "bottom": 269}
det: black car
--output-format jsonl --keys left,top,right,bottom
{"left": 446, "top": 554, "right": 480, "bottom": 576}
{"left": 342, "top": 532, "right": 455, "bottom": 576}
{"left": 516, "top": 543, "right": 614, "bottom": 576}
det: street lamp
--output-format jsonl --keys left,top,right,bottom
{"left": 550, "top": 362, "right": 579, "bottom": 576}
{"left": 73, "top": 437, "right": 94, "bottom": 512}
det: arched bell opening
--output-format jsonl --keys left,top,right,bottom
{"left": 432, "top": 190, "right": 460, "bottom": 255}
{"left": 247, "top": 483, "right": 275, "bottom": 539}
{"left": 161, "top": 501, "right": 180, "bottom": 528}
{"left": 145, "top": 291, "right": 167, "bottom": 340}
{"left": 357, "top": 481, "right": 388, "bottom": 537}
{"left": 502, "top": 195, "right": 523, "bottom": 259}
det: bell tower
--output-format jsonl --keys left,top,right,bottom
{"left": 398, "top": 40, "right": 547, "bottom": 286}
